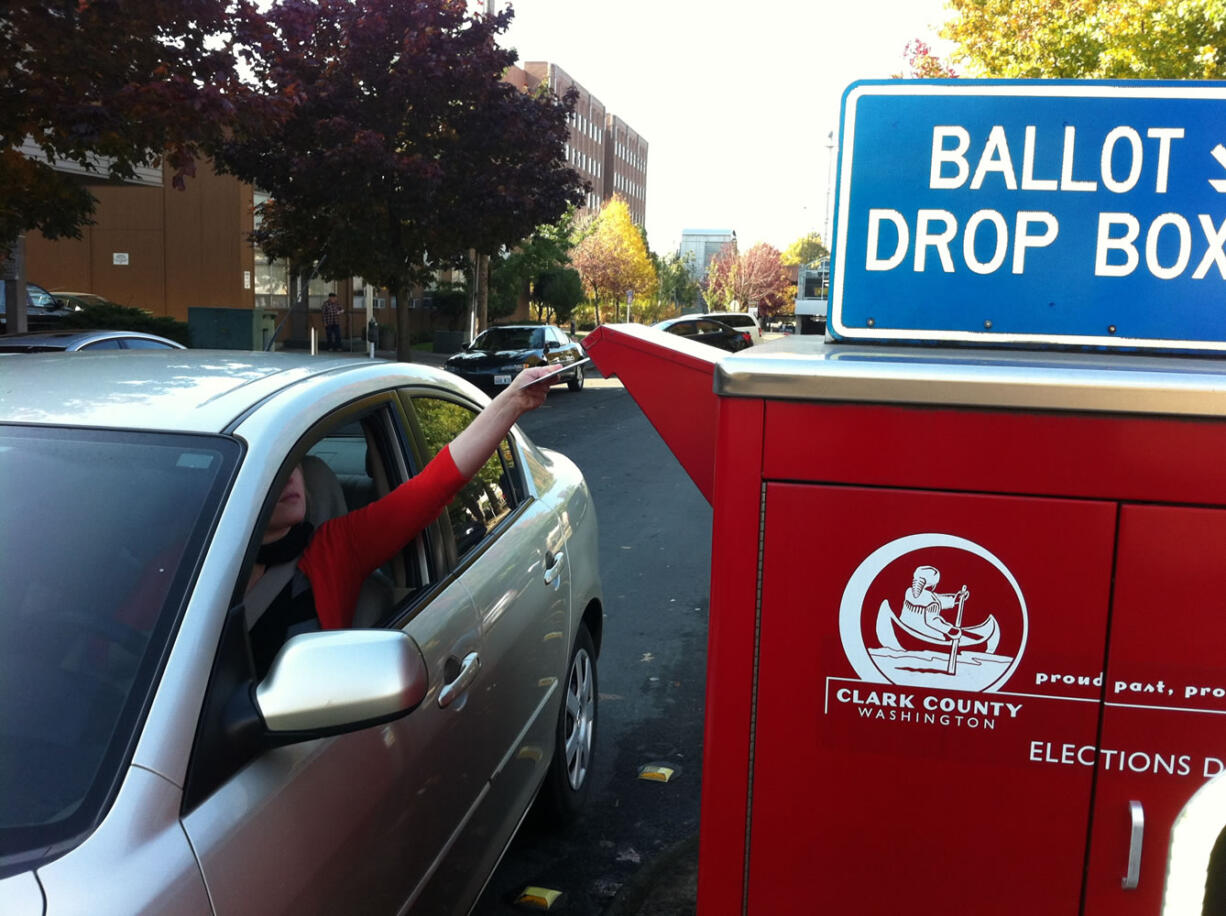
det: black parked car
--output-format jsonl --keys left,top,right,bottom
{"left": 444, "top": 324, "right": 587, "bottom": 393}
{"left": 653, "top": 316, "right": 754, "bottom": 353}
{"left": 0, "top": 282, "right": 81, "bottom": 333}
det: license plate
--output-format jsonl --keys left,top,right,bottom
{"left": 494, "top": 374, "right": 512, "bottom": 386}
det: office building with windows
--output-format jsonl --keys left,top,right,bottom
{"left": 680, "top": 229, "right": 736, "bottom": 281}
{"left": 507, "top": 62, "right": 648, "bottom": 228}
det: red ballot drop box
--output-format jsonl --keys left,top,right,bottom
{"left": 583, "top": 323, "right": 1226, "bottom": 915}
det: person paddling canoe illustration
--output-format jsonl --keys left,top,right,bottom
{"left": 900, "top": 565, "right": 968, "bottom": 640}
{"left": 874, "top": 564, "right": 1002, "bottom": 659}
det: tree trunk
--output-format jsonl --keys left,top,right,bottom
{"left": 395, "top": 282, "right": 414, "bottom": 362}
{"left": 478, "top": 253, "right": 489, "bottom": 332}
{"left": 288, "top": 262, "right": 311, "bottom": 347}
{"left": 2, "top": 237, "right": 28, "bottom": 335}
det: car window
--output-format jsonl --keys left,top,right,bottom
{"left": 0, "top": 427, "right": 237, "bottom": 874}
{"left": 411, "top": 396, "right": 521, "bottom": 558}
{"left": 81, "top": 338, "right": 123, "bottom": 350}
{"left": 695, "top": 320, "right": 723, "bottom": 334}
{"left": 665, "top": 322, "right": 695, "bottom": 337}
{"left": 718, "top": 314, "right": 751, "bottom": 329}
{"left": 530, "top": 328, "right": 545, "bottom": 348}
{"left": 27, "top": 286, "right": 57, "bottom": 309}
{"left": 123, "top": 338, "right": 176, "bottom": 349}
{"left": 474, "top": 327, "right": 533, "bottom": 350}
{"left": 240, "top": 405, "right": 426, "bottom": 672}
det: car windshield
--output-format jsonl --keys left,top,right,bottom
{"left": 472, "top": 327, "right": 539, "bottom": 351}
{"left": 64, "top": 294, "right": 108, "bottom": 307}
{"left": 0, "top": 426, "right": 239, "bottom": 876}
{"left": 27, "top": 287, "right": 57, "bottom": 309}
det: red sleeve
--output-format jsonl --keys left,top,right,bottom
{"left": 299, "top": 444, "right": 468, "bottom": 630}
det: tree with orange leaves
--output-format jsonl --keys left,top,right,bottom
{"left": 570, "top": 196, "right": 657, "bottom": 324}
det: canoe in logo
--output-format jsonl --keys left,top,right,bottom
{"left": 839, "top": 534, "right": 1028, "bottom": 693}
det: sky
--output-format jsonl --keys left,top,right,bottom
{"left": 497, "top": 0, "right": 955, "bottom": 255}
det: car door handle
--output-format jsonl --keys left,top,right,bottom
{"left": 438, "top": 652, "right": 480, "bottom": 708}
{"left": 1123, "top": 800, "right": 1144, "bottom": 889}
{"left": 544, "top": 549, "right": 565, "bottom": 586}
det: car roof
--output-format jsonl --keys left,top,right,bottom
{"left": 655, "top": 315, "right": 730, "bottom": 328}
{"left": 0, "top": 329, "right": 182, "bottom": 347}
{"left": 0, "top": 351, "right": 447, "bottom": 433}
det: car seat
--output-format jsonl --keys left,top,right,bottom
{"left": 299, "top": 455, "right": 395, "bottom": 627}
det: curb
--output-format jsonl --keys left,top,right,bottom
{"left": 604, "top": 834, "right": 699, "bottom": 916}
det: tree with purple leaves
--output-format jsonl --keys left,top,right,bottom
{"left": 0, "top": 0, "right": 275, "bottom": 251}
{"left": 215, "top": 0, "right": 586, "bottom": 360}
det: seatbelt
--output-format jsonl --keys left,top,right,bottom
{"left": 242, "top": 561, "right": 300, "bottom": 631}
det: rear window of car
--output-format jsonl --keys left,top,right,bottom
{"left": 715, "top": 314, "right": 755, "bottom": 329}
{"left": 0, "top": 426, "right": 239, "bottom": 877}
{"left": 473, "top": 327, "right": 537, "bottom": 350}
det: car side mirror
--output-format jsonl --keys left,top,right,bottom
{"left": 255, "top": 629, "right": 428, "bottom": 734}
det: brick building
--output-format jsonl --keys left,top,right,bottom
{"left": 508, "top": 62, "right": 649, "bottom": 227}
{"left": 14, "top": 60, "right": 648, "bottom": 341}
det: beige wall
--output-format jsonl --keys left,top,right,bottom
{"left": 27, "top": 161, "right": 255, "bottom": 322}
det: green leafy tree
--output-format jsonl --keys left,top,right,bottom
{"left": 656, "top": 251, "right": 701, "bottom": 313}
{"left": 781, "top": 232, "right": 829, "bottom": 267}
{"left": 571, "top": 196, "right": 657, "bottom": 324}
{"left": 215, "top": 0, "right": 585, "bottom": 360}
{"left": 0, "top": 0, "right": 275, "bottom": 252}
{"left": 486, "top": 211, "right": 581, "bottom": 322}
{"left": 702, "top": 242, "right": 739, "bottom": 311}
{"left": 940, "top": 0, "right": 1226, "bottom": 78}
{"left": 488, "top": 253, "right": 524, "bottom": 322}
{"left": 431, "top": 282, "right": 470, "bottom": 332}
{"left": 535, "top": 268, "right": 584, "bottom": 325}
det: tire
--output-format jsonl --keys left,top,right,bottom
{"left": 537, "top": 622, "right": 597, "bottom": 824}
{"left": 567, "top": 365, "right": 584, "bottom": 392}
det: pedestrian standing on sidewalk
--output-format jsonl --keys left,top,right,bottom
{"left": 322, "top": 292, "right": 343, "bottom": 352}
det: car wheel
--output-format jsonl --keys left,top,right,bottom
{"left": 538, "top": 622, "right": 597, "bottom": 824}
{"left": 567, "top": 364, "right": 585, "bottom": 392}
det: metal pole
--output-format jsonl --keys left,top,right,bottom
{"left": 824, "top": 131, "right": 835, "bottom": 252}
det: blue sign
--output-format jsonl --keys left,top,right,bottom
{"left": 830, "top": 80, "right": 1226, "bottom": 352}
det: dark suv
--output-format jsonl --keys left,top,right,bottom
{"left": 443, "top": 324, "right": 587, "bottom": 392}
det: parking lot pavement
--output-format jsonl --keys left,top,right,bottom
{"left": 605, "top": 835, "right": 699, "bottom": 916}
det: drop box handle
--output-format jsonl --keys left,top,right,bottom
{"left": 1123, "top": 800, "right": 1144, "bottom": 890}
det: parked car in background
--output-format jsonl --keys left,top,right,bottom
{"left": 0, "top": 352, "right": 603, "bottom": 915}
{"left": 0, "top": 281, "right": 81, "bottom": 332}
{"left": 0, "top": 329, "right": 185, "bottom": 352}
{"left": 653, "top": 315, "right": 755, "bottom": 353}
{"left": 47, "top": 291, "right": 127, "bottom": 311}
{"left": 444, "top": 323, "right": 587, "bottom": 392}
{"left": 705, "top": 310, "right": 764, "bottom": 344}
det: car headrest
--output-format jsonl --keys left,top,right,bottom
{"left": 300, "top": 455, "right": 347, "bottom": 527}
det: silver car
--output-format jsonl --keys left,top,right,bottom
{"left": 0, "top": 352, "right": 603, "bottom": 915}
{"left": 0, "top": 329, "right": 185, "bottom": 352}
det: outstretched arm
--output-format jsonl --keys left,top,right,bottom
{"left": 449, "top": 365, "right": 555, "bottom": 477}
